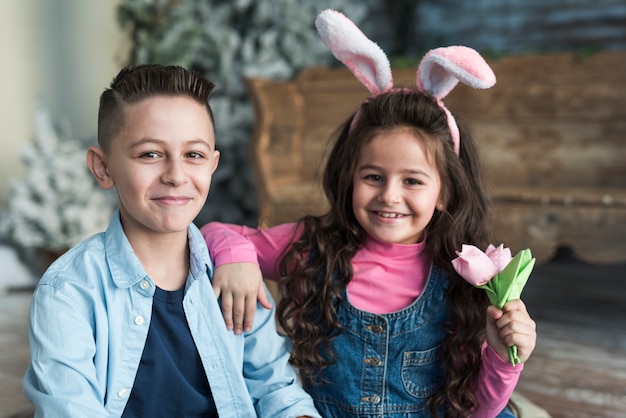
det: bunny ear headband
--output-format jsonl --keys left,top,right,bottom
{"left": 315, "top": 9, "right": 496, "bottom": 155}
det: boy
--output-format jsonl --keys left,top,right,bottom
{"left": 23, "top": 65, "right": 320, "bottom": 418}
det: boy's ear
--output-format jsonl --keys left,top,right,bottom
{"left": 211, "top": 150, "right": 220, "bottom": 174}
{"left": 86, "top": 146, "right": 115, "bottom": 190}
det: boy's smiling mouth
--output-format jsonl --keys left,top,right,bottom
{"left": 153, "top": 196, "right": 192, "bottom": 206}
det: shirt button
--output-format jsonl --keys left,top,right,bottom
{"left": 366, "top": 324, "right": 384, "bottom": 334}
{"left": 134, "top": 315, "right": 144, "bottom": 325}
{"left": 139, "top": 280, "right": 150, "bottom": 290}
{"left": 117, "top": 388, "right": 128, "bottom": 398}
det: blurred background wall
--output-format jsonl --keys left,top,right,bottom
{"left": 0, "top": 0, "right": 125, "bottom": 208}
{"left": 0, "top": 0, "right": 624, "bottom": 254}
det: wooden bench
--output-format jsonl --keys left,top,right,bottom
{"left": 245, "top": 50, "right": 626, "bottom": 265}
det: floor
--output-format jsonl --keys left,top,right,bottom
{"left": 1, "top": 248, "right": 625, "bottom": 418}
{"left": 0, "top": 292, "right": 32, "bottom": 417}
{"left": 515, "top": 249, "right": 626, "bottom": 418}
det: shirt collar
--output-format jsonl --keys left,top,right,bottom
{"left": 187, "top": 221, "right": 214, "bottom": 282}
{"left": 105, "top": 210, "right": 214, "bottom": 288}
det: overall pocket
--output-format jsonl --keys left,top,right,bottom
{"left": 401, "top": 345, "right": 444, "bottom": 399}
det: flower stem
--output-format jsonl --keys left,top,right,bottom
{"left": 508, "top": 344, "right": 521, "bottom": 366}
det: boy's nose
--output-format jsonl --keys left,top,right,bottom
{"left": 161, "top": 159, "right": 188, "bottom": 186}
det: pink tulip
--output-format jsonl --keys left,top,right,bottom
{"left": 485, "top": 244, "right": 513, "bottom": 272}
{"left": 451, "top": 244, "right": 499, "bottom": 286}
{"left": 452, "top": 244, "right": 531, "bottom": 366}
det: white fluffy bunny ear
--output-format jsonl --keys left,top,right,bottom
{"left": 417, "top": 46, "right": 496, "bottom": 100}
{"left": 315, "top": 9, "right": 392, "bottom": 95}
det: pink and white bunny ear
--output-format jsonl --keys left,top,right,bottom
{"left": 417, "top": 46, "right": 496, "bottom": 100}
{"left": 315, "top": 9, "right": 392, "bottom": 95}
{"left": 417, "top": 46, "right": 496, "bottom": 155}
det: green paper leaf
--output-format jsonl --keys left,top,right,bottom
{"left": 507, "top": 256, "right": 536, "bottom": 301}
{"left": 491, "top": 249, "right": 536, "bottom": 308}
{"left": 478, "top": 282, "right": 500, "bottom": 306}
{"left": 500, "top": 249, "right": 535, "bottom": 304}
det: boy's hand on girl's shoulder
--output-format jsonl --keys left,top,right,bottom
{"left": 485, "top": 299, "right": 537, "bottom": 364}
{"left": 212, "top": 263, "right": 273, "bottom": 334}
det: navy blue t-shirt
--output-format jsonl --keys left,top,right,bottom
{"left": 122, "top": 286, "right": 218, "bottom": 417}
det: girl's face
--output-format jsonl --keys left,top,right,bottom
{"left": 351, "top": 128, "right": 442, "bottom": 245}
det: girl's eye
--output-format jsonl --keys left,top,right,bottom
{"left": 364, "top": 174, "right": 383, "bottom": 182}
{"left": 405, "top": 178, "right": 423, "bottom": 186}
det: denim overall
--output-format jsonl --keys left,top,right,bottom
{"left": 303, "top": 264, "right": 515, "bottom": 418}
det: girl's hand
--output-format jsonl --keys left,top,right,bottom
{"left": 212, "top": 263, "right": 273, "bottom": 334}
{"left": 485, "top": 299, "right": 537, "bottom": 364}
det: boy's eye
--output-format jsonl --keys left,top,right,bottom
{"left": 187, "top": 151, "right": 204, "bottom": 159}
{"left": 139, "top": 151, "right": 159, "bottom": 159}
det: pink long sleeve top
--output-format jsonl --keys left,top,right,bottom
{"left": 201, "top": 222, "right": 522, "bottom": 418}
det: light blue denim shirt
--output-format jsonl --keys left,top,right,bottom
{"left": 24, "top": 211, "right": 319, "bottom": 418}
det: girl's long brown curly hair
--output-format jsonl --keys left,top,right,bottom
{"left": 276, "top": 90, "right": 494, "bottom": 417}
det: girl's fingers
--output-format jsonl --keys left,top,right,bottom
{"left": 486, "top": 299, "right": 537, "bottom": 363}
{"left": 232, "top": 294, "right": 246, "bottom": 335}
{"left": 220, "top": 292, "right": 234, "bottom": 331}
{"left": 257, "top": 283, "right": 273, "bottom": 310}
{"left": 496, "top": 300, "right": 537, "bottom": 363}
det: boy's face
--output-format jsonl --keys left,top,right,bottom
{"left": 100, "top": 95, "right": 219, "bottom": 240}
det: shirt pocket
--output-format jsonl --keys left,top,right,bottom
{"left": 401, "top": 345, "right": 445, "bottom": 399}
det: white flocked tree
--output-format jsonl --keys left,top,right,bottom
{"left": 0, "top": 106, "right": 117, "bottom": 255}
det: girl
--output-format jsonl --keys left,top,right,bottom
{"left": 204, "top": 10, "right": 536, "bottom": 418}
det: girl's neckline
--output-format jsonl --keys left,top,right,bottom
{"left": 364, "top": 235, "right": 427, "bottom": 252}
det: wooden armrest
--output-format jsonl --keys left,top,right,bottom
{"left": 492, "top": 187, "right": 626, "bottom": 207}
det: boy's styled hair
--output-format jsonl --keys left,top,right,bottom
{"left": 97, "top": 64, "right": 216, "bottom": 152}
{"left": 277, "top": 90, "right": 493, "bottom": 416}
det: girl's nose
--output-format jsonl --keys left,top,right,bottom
{"left": 377, "top": 183, "right": 401, "bottom": 205}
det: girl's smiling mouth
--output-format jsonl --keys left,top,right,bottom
{"left": 374, "top": 211, "right": 408, "bottom": 219}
